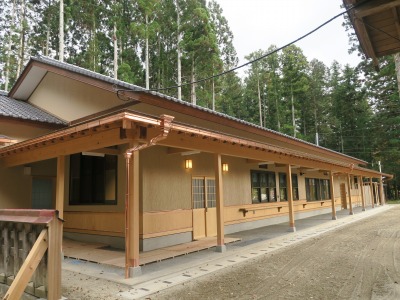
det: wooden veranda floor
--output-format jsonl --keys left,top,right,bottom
{"left": 63, "top": 236, "right": 241, "bottom": 267}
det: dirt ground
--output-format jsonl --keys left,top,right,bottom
{"left": 62, "top": 206, "right": 400, "bottom": 299}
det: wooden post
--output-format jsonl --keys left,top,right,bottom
{"left": 55, "top": 156, "right": 65, "bottom": 218}
{"left": 47, "top": 217, "right": 62, "bottom": 299}
{"left": 374, "top": 183, "right": 379, "bottom": 206}
{"left": 347, "top": 174, "right": 354, "bottom": 215}
{"left": 127, "top": 150, "right": 141, "bottom": 277}
{"left": 286, "top": 164, "right": 296, "bottom": 231}
{"left": 360, "top": 176, "right": 366, "bottom": 211}
{"left": 215, "top": 154, "right": 226, "bottom": 252}
{"left": 370, "top": 177, "right": 375, "bottom": 208}
{"left": 47, "top": 155, "right": 64, "bottom": 299}
{"left": 329, "top": 171, "right": 337, "bottom": 220}
{"left": 379, "top": 177, "right": 385, "bottom": 205}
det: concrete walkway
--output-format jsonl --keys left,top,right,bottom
{"left": 62, "top": 205, "right": 393, "bottom": 299}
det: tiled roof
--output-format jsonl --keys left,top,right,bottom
{"left": 0, "top": 91, "right": 67, "bottom": 125}
{"left": 28, "top": 56, "right": 365, "bottom": 164}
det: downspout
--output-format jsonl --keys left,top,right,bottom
{"left": 124, "top": 114, "right": 174, "bottom": 278}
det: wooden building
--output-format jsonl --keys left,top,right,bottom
{"left": 0, "top": 57, "right": 391, "bottom": 277}
{"left": 344, "top": 0, "right": 400, "bottom": 66}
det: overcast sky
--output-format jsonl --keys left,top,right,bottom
{"left": 215, "top": 0, "right": 362, "bottom": 75}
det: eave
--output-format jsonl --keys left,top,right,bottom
{"left": 344, "top": 0, "right": 400, "bottom": 67}
{"left": 0, "top": 109, "right": 390, "bottom": 180}
{"left": 10, "top": 57, "right": 368, "bottom": 167}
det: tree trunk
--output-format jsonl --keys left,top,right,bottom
{"left": 291, "top": 85, "right": 296, "bottom": 137}
{"left": 191, "top": 56, "right": 196, "bottom": 105}
{"left": 257, "top": 75, "right": 263, "bottom": 127}
{"left": 59, "top": 0, "right": 64, "bottom": 62}
{"left": 176, "top": 0, "right": 182, "bottom": 100}
{"left": 113, "top": 23, "right": 118, "bottom": 80}
{"left": 212, "top": 76, "right": 215, "bottom": 111}
{"left": 4, "top": 0, "right": 17, "bottom": 91}
{"left": 394, "top": 53, "right": 400, "bottom": 98}
{"left": 17, "top": 0, "right": 27, "bottom": 77}
{"left": 274, "top": 77, "right": 280, "bottom": 131}
{"left": 314, "top": 96, "right": 318, "bottom": 145}
{"left": 145, "top": 14, "right": 149, "bottom": 89}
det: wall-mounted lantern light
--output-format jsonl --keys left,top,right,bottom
{"left": 185, "top": 159, "right": 193, "bottom": 169}
{"left": 222, "top": 163, "right": 229, "bottom": 172}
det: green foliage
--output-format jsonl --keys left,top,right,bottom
{"left": 0, "top": 0, "right": 399, "bottom": 198}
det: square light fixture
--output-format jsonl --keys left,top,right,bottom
{"left": 185, "top": 159, "right": 193, "bottom": 169}
{"left": 222, "top": 163, "right": 229, "bottom": 172}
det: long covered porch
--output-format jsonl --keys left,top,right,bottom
{"left": 0, "top": 109, "right": 391, "bottom": 279}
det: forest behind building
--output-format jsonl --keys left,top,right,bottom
{"left": 0, "top": 0, "right": 399, "bottom": 197}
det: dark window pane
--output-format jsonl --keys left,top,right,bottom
{"left": 252, "top": 188, "right": 260, "bottom": 203}
{"left": 69, "top": 154, "right": 117, "bottom": 205}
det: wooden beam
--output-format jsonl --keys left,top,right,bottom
{"left": 329, "top": 171, "right": 337, "bottom": 220}
{"left": 360, "top": 176, "right": 366, "bottom": 211}
{"left": 354, "top": 0, "right": 400, "bottom": 18}
{"left": 379, "top": 177, "right": 385, "bottom": 205}
{"left": 215, "top": 154, "right": 226, "bottom": 252}
{"left": 55, "top": 156, "right": 65, "bottom": 219}
{"left": 353, "top": 17, "right": 379, "bottom": 64}
{"left": 156, "top": 130, "right": 385, "bottom": 178}
{"left": 274, "top": 163, "right": 286, "bottom": 168}
{"left": 370, "top": 177, "right": 375, "bottom": 208}
{"left": 246, "top": 159, "right": 274, "bottom": 164}
{"left": 347, "top": 174, "right": 354, "bottom": 215}
{"left": 91, "top": 147, "right": 122, "bottom": 155}
{"left": 167, "top": 147, "right": 201, "bottom": 155}
{"left": 286, "top": 165, "right": 295, "bottom": 231}
{"left": 1, "top": 127, "right": 127, "bottom": 167}
{"left": 127, "top": 148, "right": 141, "bottom": 277}
{"left": 47, "top": 217, "right": 62, "bottom": 299}
{"left": 392, "top": 7, "right": 400, "bottom": 36}
{"left": 3, "top": 229, "right": 48, "bottom": 300}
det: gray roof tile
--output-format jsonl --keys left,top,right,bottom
{"left": 0, "top": 92, "right": 67, "bottom": 125}
{"left": 29, "top": 56, "right": 365, "bottom": 164}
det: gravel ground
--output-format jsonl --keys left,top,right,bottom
{"left": 62, "top": 206, "right": 400, "bottom": 299}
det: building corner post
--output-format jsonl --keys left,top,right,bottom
{"left": 347, "top": 174, "right": 354, "bottom": 215}
{"left": 379, "top": 177, "right": 385, "bottom": 205}
{"left": 286, "top": 164, "right": 296, "bottom": 232}
{"left": 215, "top": 153, "right": 226, "bottom": 252}
{"left": 360, "top": 176, "right": 366, "bottom": 211}
{"left": 124, "top": 150, "right": 141, "bottom": 278}
{"left": 329, "top": 171, "right": 337, "bottom": 220}
{"left": 370, "top": 177, "right": 375, "bottom": 208}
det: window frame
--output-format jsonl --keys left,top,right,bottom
{"left": 192, "top": 177, "right": 216, "bottom": 209}
{"left": 279, "top": 173, "right": 299, "bottom": 201}
{"left": 69, "top": 153, "right": 118, "bottom": 205}
{"left": 251, "top": 170, "right": 276, "bottom": 203}
{"left": 305, "top": 177, "right": 331, "bottom": 201}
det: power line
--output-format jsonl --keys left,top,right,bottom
{"left": 116, "top": 0, "right": 373, "bottom": 99}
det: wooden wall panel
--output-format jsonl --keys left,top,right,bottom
{"left": 28, "top": 73, "right": 121, "bottom": 122}
{"left": 192, "top": 209, "right": 206, "bottom": 240}
{"left": 140, "top": 146, "right": 192, "bottom": 211}
{"left": 142, "top": 209, "right": 193, "bottom": 238}
{"left": 0, "top": 167, "right": 31, "bottom": 209}
{"left": 222, "top": 156, "right": 252, "bottom": 206}
{"left": 224, "top": 199, "right": 341, "bottom": 226}
{"left": 64, "top": 211, "right": 124, "bottom": 236}
{"left": 205, "top": 207, "right": 217, "bottom": 237}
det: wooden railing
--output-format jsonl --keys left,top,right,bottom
{"left": 0, "top": 209, "right": 62, "bottom": 300}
